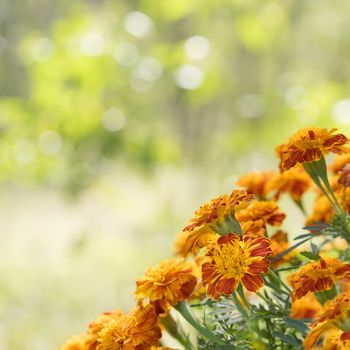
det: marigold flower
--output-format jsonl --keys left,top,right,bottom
{"left": 95, "top": 303, "right": 161, "bottom": 350}
{"left": 307, "top": 188, "right": 350, "bottom": 226}
{"left": 270, "top": 230, "right": 295, "bottom": 268}
{"left": 236, "top": 171, "right": 277, "bottom": 199}
{"left": 135, "top": 259, "right": 196, "bottom": 315}
{"left": 306, "top": 194, "right": 334, "bottom": 226}
{"left": 289, "top": 258, "right": 350, "bottom": 300}
{"left": 236, "top": 200, "right": 286, "bottom": 227}
{"left": 329, "top": 153, "right": 350, "bottom": 174}
{"left": 321, "top": 329, "right": 350, "bottom": 350}
{"left": 58, "top": 334, "right": 93, "bottom": 350}
{"left": 265, "top": 167, "right": 312, "bottom": 201}
{"left": 202, "top": 233, "right": 271, "bottom": 299}
{"left": 276, "top": 128, "right": 349, "bottom": 171}
{"left": 339, "top": 164, "right": 350, "bottom": 187}
{"left": 240, "top": 219, "right": 267, "bottom": 237}
{"left": 290, "top": 293, "right": 321, "bottom": 320}
{"left": 183, "top": 190, "right": 255, "bottom": 232}
{"left": 174, "top": 228, "right": 219, "bottom": 257}
{"left": 304, "top": 292, "right": 350, "bottom": 349}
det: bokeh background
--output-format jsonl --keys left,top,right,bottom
{"left": 1, "top": 0, "right": 350, "bottom": 348}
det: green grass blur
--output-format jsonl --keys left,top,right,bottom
{"left": 1, "top": 0, "right": 350, "bottom": 349}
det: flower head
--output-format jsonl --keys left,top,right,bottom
{"left": 321, "top": 329, "right": 350, "bottom": 350}
{"left": 339, "top": 164, "right": 350, "bottom": 188}
{"left": 183, "top": 190, "right": 254, "bottom": 232}
{"left": 58, "top": 335, "right": 93, "bottom": 350}
{"left": 266, "top": 167, "right": 312, "bottom": 201}
{"left": 330, "top": 153, "right": 350, "bottom": 174}
{"left": 236, "top": 200, "right": 286, "bottom": 227}
{"left": 236, "top": 171, "right": 277, "bottom": 199}
{"left": 306, "top": 194, "right": 334, "bottom": 226}
{"left": 276, "top": 128, "right": 348, "bottom": 171}
{"left": 291, "top": 293, "right": 321, "bottom": 320}
{"left": 304, "top": 292, "right": 350, "bottom": 349}
{"left": 289, "top": 258, "right": 350, "bottom": 300}
{"left": 174, "top": 228, "right": 219, "bottom": 257}
{"left": 135, "top": 259, "right": 196, "bottom": 315}
{"left": 95, "top": 303, "right": 161, "bottom": 350}
{"left": 202, "top": 233, "right": 271, "bottom": 299}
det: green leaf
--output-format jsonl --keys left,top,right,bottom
{"left": 273, "top": 331, "right": 301, "bottom": 347}
{"left": 341, "top": 248, "right": 350, "bottom": 261}
{"left": 299, "top": 251, "right": 320, "bottom": 260}
{"left": 284, "top": 317, "right": 309, "bottom": 335}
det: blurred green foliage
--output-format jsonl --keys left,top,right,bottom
{"left": 1, "top": 0, "right": 350, "bottom": 193}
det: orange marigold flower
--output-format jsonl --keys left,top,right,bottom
{"left": 183, "top": 190, "right": 255, "bottom": 232}
{"left": 265, "top": 167, "right": 312, "bottom": 201}
{"left": 270, "top": 230, "right": 295, "bottom": 268}
{"left": 95, "top": 303, "right": 161, "bottom": 350}
{"left": 289, "top": 258, "right": 350, "bottom": 300}
{"left": 174, "top": 228, "right": 219, "bottom": 257}
{"left": 276, "top": 128, "right": 349, "bottom": 171}
{"left": 329, "top": 153, "right": 350, "bottom": 174}
{"left": 304, "top": 292, "right": 350, "bottom": 349}
{"left": 135, "top": 259, "right": 196, "bottom": 315}
{"left": 236, "top": 171, "right": 277, "bottom": 199}
{"left": 202, "top": 233, "right": 271, "bottom": 299}
{"left": 321, "top": 329, "right": 350, "bottom": 350}
{"left": 236, "top": 200, "right": 286, "bottom": 227}
{"left": 339, "top": 164, "right": 350, "bottom": 187}
{"left": 241, "top": 219, "right": 267, "bottom": 237}
{"left": 307, "top": 188, "right": 350, "bottom": 226}
{"left": 58, "top": 334, "right": 93, "bottom": 350}
{"left": 290, "top": 293, "right": 321, "bottom": 320}
{"left": 306, "top": 194, "right": 334, "bottom": 226}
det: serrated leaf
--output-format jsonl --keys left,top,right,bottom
{"left": 299, "top": 251, "right": 320, "bottom": 260}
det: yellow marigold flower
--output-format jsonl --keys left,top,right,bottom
{"left": 202, "top": 233, "right": 271, "bottom": 299}
{"left": 58, "top": 334, "right": 93, "bottom": 350}
{"left": 236, "top": 171, "right": 277, "bottom": 198}
{"left": 304, "top": 292, "right": 350, "bottom": 349}
{"left": 174, "top": 228, "right": 219, "bottom": 257}
{"left": 270, "top": 230, "right": 295, "bottom": 268}
{"left": 183, "top": 190, "right": 254, "bottom": 232}
{"left": 135, "top": 259, "right": 197, "bottom": 315}
{"left": 236, "top": 200, "right": 286, "bottom": 227}
{"left": 329, "top": 153, "right": 350, "bottom": 174}
{"left": 289, "top": 258, "right": 350, "bottom": 300}
{"left": 276, "top": 127, "right": 349, "bottom": 171}
{"left": 95, "top": 303, "right": 161, "bottom": 350}
{"left": 290, "top": 293, "right": 321, "bottom": 320}
{"left": 265, "top": 167, "right": 312, "bottom": 201}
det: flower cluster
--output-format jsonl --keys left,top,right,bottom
{"left": 60, "top": 127, "right": 350, "bottom": 350}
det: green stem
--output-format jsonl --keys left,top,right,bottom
{"left": 174, "top": 301, "right": 225, "bottom": 345}
{"left": 236, "top": 283, "right": 251, "bottom": 308}
{"left": 268, "top": 269, "right": 292, "bottom": 294}
{"left": 160, "top": 314, "right": 194, "bottom": 350}
{"left": 232, "top": 290, "right": 249, "bottom": 318}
